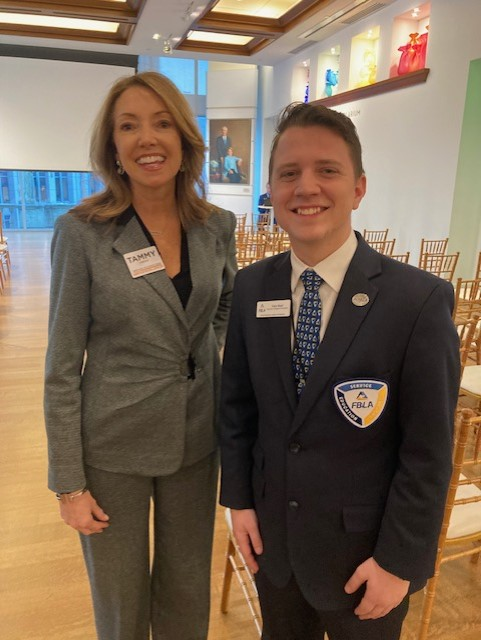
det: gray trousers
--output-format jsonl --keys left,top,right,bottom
{"left": 80, "top": 451, "right": 218, "bottom": 640}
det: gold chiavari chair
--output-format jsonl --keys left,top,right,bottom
{"left": 262, "top": 230, "right": 281, "bottom": 256}
{"left": 278, "top": 230, "right": 291, "bottom": 253}
{"left": 453, "top": 279, "right": 481, "bottom": 366}
{"left": 457, "top": 315, "right": 481, "bottom": 377}
{"left": 418, "top": 238, "right": 449, "bottom": 267}
{"left": 420, "top": 252, "right": 459, "bottom": 282}
{"left": 458, "top": 314, "right": 481, "bottom": 456}
{"left": 363, "top": 228, "right": 389, "bottom": 242}
{"left": 390, "top": 252, "right": 410, "bottom": 264}
{"left": 453, "top": 278, "right": 481, "bottom": 321}
{"left": 417, "top": 409, "right": 481, "bottom": 640}
{"left": 368, "top": 238, "right": 396, "bottom": 256}
{"left": 235, "top": 213, "right": 247, "bottom": 231}
{"left": 0, "top": 209, "right": 11, "bottom": 293}
{"left": 256, "top": 212, "right": 271, "bottom": 230}
{"left": 220, "top": 508, "right": 262, "bottom": 637}
{"left": 236, "top": 234, "right": 267, "bottom": 268}
{"left": 475, "top": 251, "right": 481, "bottom": 279}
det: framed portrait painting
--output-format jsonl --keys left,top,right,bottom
{"left": 209, "top": 118, "right": 251, "bottom": 185}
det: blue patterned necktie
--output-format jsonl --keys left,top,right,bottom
{"left": 292, "top": 269, "right": 322, "bottom": 396}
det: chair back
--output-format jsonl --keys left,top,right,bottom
{"left": 456, "top": 315, "right": 480, "bottom": 377}
{"left": 363, "top": 228, "right": 389, "bottom": 242}
{"left": 419, "top": 238, "right": 449, "bottom": 264}
{"left": 420, "top": 252, "right": 459, "bottom": 281}
{"left": 235, "top": 213, "right": 247, "bottom": 231}
{"left": 368, "top": 238, "right": 396, "bottom": 255}
{"left": 390, "top": 252, "right": 410, "bottom": 264}
{"left": 236, "top": 227, "right": 267, "bottom": 268}
{"left": 0, "top": 209, "right": 6, "bottom": 244}
{"left": 475, "top": 251, "right": 481, "bottom": 279}
{"left": 453, "top": 278, "right": 481, "bottom": 320}
{"left": 257, "top": 212, "right": 270, "bottom": 229}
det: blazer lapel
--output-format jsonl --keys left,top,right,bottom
{"left": 112, "top": 212, "right": 187, "bottom": 327}
{"left": 292, "top": 238, "right": 382, "bottom": 431}
{"left": 264, "top": 253, "right": 298, "bottom": 413}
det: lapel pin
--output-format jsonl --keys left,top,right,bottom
{"left": 352, "top": 293, "right": 369, "bottom": 307}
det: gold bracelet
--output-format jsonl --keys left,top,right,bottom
{"left": 55, "top": 488, "right": 87, "bottom": 502}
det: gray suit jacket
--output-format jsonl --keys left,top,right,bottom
{"left": 45, "top": 207, "right": 237, "bottom": 493}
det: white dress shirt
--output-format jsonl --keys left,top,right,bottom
{"left": 291, "top": 231, "right": 358, "bottom": 343}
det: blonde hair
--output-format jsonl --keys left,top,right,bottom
{"left": 72, "top": 71, "right": 216, "bottom": 226}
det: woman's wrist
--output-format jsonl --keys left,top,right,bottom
{"left": 55, "top": 487, "right": 88, "bottom": 502}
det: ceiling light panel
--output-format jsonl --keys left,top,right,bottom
{"left": 186, "top": 30, "right": 253, "bottom": 44}
{"left": 0, "top": 13, "right": 119, "bottom": 33}
{"left": 211, "top": 0, "right": 302, "bottom": 19}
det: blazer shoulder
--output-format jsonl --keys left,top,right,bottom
{"left": 54, "top": 210, "right": 112, "bottom": 238}
{"left": 380, "top": 254, "right": 454, "bottom": 292}
{"left": 372, "top": 254, "right": 455, "bottom": 317}
{"left": 205, "top": 208, "right": 237, "bottom": 240}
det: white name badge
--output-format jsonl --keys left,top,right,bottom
{"left": 123, "top": 246, "right": 165, "bottom": 278}
{"left": 256, "top": 299, "right": 291, "bottom": 318}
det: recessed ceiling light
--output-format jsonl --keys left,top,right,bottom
{"left": 0, "top": 12, "right": 119, "bottom": 32}
{"left": 186, "top": 30, "right": 252, "bottom": 45}
{"left": 152, "top": 33, "right": 162, "bottom": 40}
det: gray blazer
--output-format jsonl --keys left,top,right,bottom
{"left": 45, "top": 207, "right": 237, "bottom": 493}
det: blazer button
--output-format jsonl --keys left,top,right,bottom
{"left": 288, "top": 500, "right": 299, "bottom": 510}
{"left": 289, "top": 442, "right": 301, "bottom": 454}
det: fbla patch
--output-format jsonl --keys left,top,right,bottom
{"left": 334, "top": 379, "right": 388, "bottom": 428}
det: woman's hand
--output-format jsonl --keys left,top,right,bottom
{"left": 59, "top": 490, "right": 110, "bottom": 535}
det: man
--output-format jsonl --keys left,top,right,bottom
{"left": 220, "top": 102, "right": 459, "bottom": 640}
{"left": 258, "top": 183, "right": 272, "bottom": 213}
{"left": 257, "top": 183, "right": 274, "bottom": 227}
{"left": 216, "top": 125, "right": 232, "bottom": 170}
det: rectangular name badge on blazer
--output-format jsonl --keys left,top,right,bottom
{"left": 256, "top": 300, "right": 291, "bottom": 318}
{"left": 123, "top": 246, "right": 165, "bottom": 278}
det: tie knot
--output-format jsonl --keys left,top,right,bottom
{"left": 300, "top": 269, "right": 322, "bottom": 292}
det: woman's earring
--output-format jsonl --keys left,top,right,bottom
{"left": 179, "top": 160, "right": 185, "bottom": 172}
{"left": 116, "top": 159, "right": 125, "bottom": 175}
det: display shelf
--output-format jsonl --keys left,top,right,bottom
{"left": 311, "top": 68, "right": 429, "bottom": 107}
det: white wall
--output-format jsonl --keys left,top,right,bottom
{"left": 268, "top": 0, "right": 481, "bottom": 265}
{"left": 0, "top": 57, "right": 134, "bottom": 171}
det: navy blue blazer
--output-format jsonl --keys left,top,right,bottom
{"left": 220, "top": 233, "right": 459, "bottom": 611}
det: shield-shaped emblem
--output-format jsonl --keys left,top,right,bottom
{"left": 333, "top": 379, "right": 388, "bottom": 428}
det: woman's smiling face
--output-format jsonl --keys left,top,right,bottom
{"left": 112, "top": 85, "right": 182, "bottom": 199}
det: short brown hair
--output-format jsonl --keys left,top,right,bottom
{"left": 73, "top": 71, "right": 215, "bottom": 226}
{"left": 268, "top": 102, "right": 364, "bottom": 181}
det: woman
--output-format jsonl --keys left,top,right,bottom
{"left": 44, "top": 71, "right": 237, "bottom": 640}
{"left": 223, "top": 147, "right": 243, "bottom": 183}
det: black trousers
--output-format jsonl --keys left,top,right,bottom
{"left": 255, "top": 570, "right": 409, "bottom": 640}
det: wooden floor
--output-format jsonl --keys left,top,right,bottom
{"left": 0, "top": 231, "right": 480, "bottom": 640}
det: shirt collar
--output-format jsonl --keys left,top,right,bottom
{"left": 290, "top": 230, "right": 358, "bottom": 293}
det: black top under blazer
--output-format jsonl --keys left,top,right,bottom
{"left": 220, "top": 233, "right": 460, "bottom": 611}
{"left": 45, "top": 207, "right": 237, "bottom": 493}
